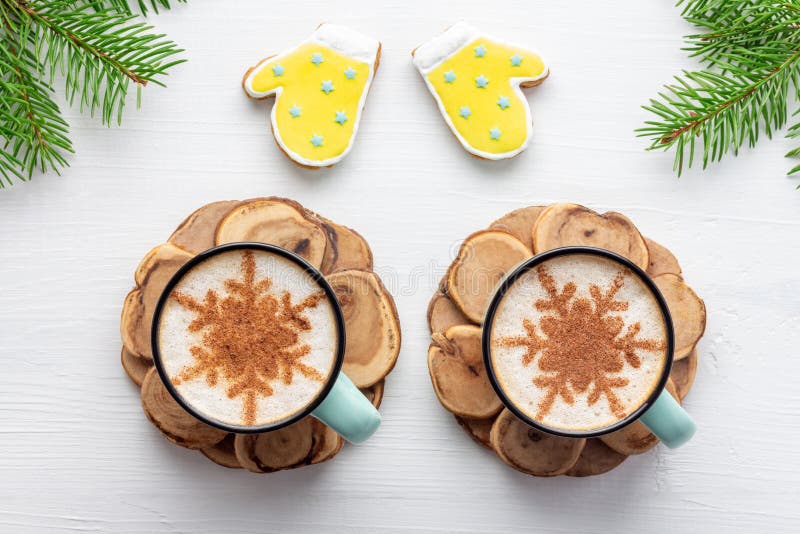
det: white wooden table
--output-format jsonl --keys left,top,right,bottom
{"left": 2, "top": 1, "right": 799, "bottom": 532}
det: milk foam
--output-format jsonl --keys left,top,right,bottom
{"left": 489, "top": 254, "right": 668, "bottom": 432}
{"left": 157, "top": 249, "right": 338, "bottom": 427}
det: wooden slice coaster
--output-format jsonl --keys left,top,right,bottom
{"left": 122, "top": 199, "right": 399, "bottom": 473}
{"left": 428, "top": 203, "right": 705, "bottom": 477}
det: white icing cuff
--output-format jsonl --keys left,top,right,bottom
{"left": 412, "top": 22, "right": 480, "bottom": 72}
{"left": 312, "top": 24, "right": 379, "bottom": 64}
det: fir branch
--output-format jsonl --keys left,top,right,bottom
{"left": 0, "top": 0, "right": 184, "bottom": 188}
{"left": 0, "top": 8, "right": 70, "bottom": 185}
{"left": 78, "top": 0, "right": 186, "bottom": 16}
{"left": 640, "top": 0, "right": 800, "bottom": 182}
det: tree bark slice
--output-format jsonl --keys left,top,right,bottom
{"left": 360, "top": 379, "right": 385, "bottom": 409}
{"left": 565, "top": 438, "right": 627, "bottom": 477}
{"left": 488, "top": 205, "right": 546, "bottom": 252}
{"left": 233, "top": 418, "right": 315, "bottom": 473}
{"left": 653, "top": 273, "right": 706, "bottom": 360}
{"left": 326, "top": 270, "right": 401, "bottom": 387}
{"left": 445, "top": 230, "right": 531, "bottom": 323}
{"left": 532, "top": 203, "right": 650, "bottom": 271}
{"left": 309, "top": 419, "right": 344, "bottom": 464}
{"left": 427, "top": 291, "right": 473, "bottom": 334}
{"left": 215, "top": 198, "right": 327, "bottom": 269}
{"left": 428, "top": 325, "right": 502, "bottom": 419}
{"left": 140, "top": 368, "right": 227, "bottom": 450}
{"left": 121, "top": 243, "right": 193, "bottom": 359}
{"left": 168, "top": 200, "right": 243, "bottom": 255}
{"left": 645, "top": 237, "right": 682, "bottom": 277}
{"left": 306, "top": 212, "right": 373, "bottom": 274}
{"left": 599, "top": 379, "right": 680, "bottom": 455}
{"left": 455, "top": 415, "right": 496, "bottom": 449}
{"left": 121, "top": 346, "right": 152, "bottom": 387}
{"left": 671, "top": 348, "right": 698, "bottom": 400}
{"left": 200, "top": 434, "right": 242, "bottom": 469}
{"left": 490, "top": 409, "right": 585, "bottom": 477}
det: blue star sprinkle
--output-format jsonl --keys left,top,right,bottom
{"left": 444, "top": 70, "right": 456, "bottom": 83}
{"left": 344, "top": 67, "right": 357, "bottom": 80}
{"left": 321, "top": 80, "right": 335, "bottom": 94}
{"left": 459, "top": 106, "right": 472, "bottom": 119}
{"left": 272, "top": 64, "right": 284, "bottom": 76}
{"left": 311, "top": 134, "right": 324, "bottom": 147}
{"left": 489, "top": 127, "right": 502, "bottom": 140}
{"left": 289, "top": 105, "right": 302, "bottom": 118}
{"left": 510, "top": 55, "right": 523, "bottom": 67}
{"left": 497, "top": 96, "right": 511, "bottom": 110}
{"left": 474, "top": 44, "right": 487, "bottom": 58}
{"left": 334, "top": 110, "right": 348, "bottom": 125}
{"left": 475, "top": 75, "right": 489, "bottom": 88}
{"left": 311, "top": 53, "right": 324, "bottom": 66}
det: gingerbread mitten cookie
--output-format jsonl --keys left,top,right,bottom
{"left": 412, "top": 22, "right": 548, "bottom": 160}
{"left": 243, "top": 24, "right": 380, "bottom": 167}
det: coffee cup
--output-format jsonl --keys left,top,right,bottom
{"left": 150, "top": 242, "right": 380, "bottom": 443}
{"left": 482, "top": 246, "right": 695, "bottom": 448}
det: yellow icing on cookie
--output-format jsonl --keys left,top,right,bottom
{"left": 243, "top": 26, "right": 378, "bottom": 167}
{"left": 415, "top": 26, "right": 547, "bottom": 159}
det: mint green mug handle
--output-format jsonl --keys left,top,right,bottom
{"left": 311, "top": 372, "right": 381, "bottom": 444}
{"left": 638, "top": 389, "right": 696, "bottom": 448}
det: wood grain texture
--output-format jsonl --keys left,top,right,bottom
{"left": 0, "top": 1, "right": 799, "bottom": 532}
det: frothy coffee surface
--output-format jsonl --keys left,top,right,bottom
{"left": 157, "top": 248, "right": 338, "bottom": 427}
{"left": 489, "top": 253, "right": 668, "bottom": 432}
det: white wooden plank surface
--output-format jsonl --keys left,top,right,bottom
{"left": 1, "top": 1, "right": 799, "bottom": 532}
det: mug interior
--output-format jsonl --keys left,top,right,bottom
{"left": 481, "top": 246, "right": 676, "bottom": 439}
{"left": 150, "top": 241, "right": 346, "bottom": 434}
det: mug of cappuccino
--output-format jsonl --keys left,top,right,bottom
{"left": 150, "top": 242, "right": 380, "bottom": 443}
{"left": 483, "top": 247, "right": 695, "bottom": 448}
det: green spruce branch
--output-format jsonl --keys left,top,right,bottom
{"left": 0, "top": 0, "right": 185, "bottom": 188}
{"left": 638, "top": 0, "right": 800, "bottom": 184}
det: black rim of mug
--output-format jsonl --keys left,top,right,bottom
{"left": 150, "top": 241, "right": 346, "bottom": 434}
{"left": 481, "top": 246, "right": 676, "bottom": 439}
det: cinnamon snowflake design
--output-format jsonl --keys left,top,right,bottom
{"left": 499, "top": 265, "right": 666, "bottom": 420}
{"left": 170, "top": 250, "right": 326, "bottom": 425}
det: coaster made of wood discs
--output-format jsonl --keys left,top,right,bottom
{"left": 120, "top": 198, "right": 401, "bottom": 472}
{"left": 427, "top": 203, "right": 705, "bottom": 477}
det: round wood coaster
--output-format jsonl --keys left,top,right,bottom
{"left": 427, "top": 202, "right": 706, "bottom": 477}
{"left": 120, "top": 198, "right": 401, "bottom": 472}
